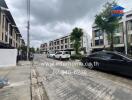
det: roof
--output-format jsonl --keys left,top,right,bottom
{"left": 0, "top": 0, "right": 20, "bottom": 32}
{"left": 0, "top": 0, "right": 8, "bottom": 8}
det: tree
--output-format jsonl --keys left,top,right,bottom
{"left": 36, "top": 48, "right": 40, "bottom": 53}
{"left": 30, "top": 47, "right": 35, "bottom": 53}
{"left": 70, "top": 27, "right": 83, "bottom": 55}
{"left": 95, "top": 1, "right": 121, "bottom": 51}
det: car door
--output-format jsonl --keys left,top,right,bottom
{"left": 88, "top": 53, "right": 107, "bottom": 69}
{"left": 63, "top": 51, "right": 70, "bottom": 58}
{"left": 56, "top": 52, "right": 62, "bottom": 59}
{"left": 105, "top": 53, "right": 127, "bottom": 73}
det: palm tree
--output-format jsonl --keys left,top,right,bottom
{"left": 95, "top": 1, "right": 120, "bottom": 51}
{"left": 70, "top": 27, "right": 83, "bottom": 55}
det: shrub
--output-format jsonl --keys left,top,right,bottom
{"left": 70, "top": 54, "right": 84, "bottom": 60}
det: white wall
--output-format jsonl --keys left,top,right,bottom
{"left": 83, "top": 33, "right": 92, "bottom": 55}
{"left": 0, "top": 49, "right": 17, "bottom": 67}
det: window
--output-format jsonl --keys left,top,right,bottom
{"left": 57, "top": 46, "right": 59, "bottom": 49}
{"left": 114, "top": 37, "right": 120, "bottom": 44}
{"left": 56, "top": 52, "right": 62, "bottom": 54}
{"left": 57, "top": 41, "right": 59, "bottom": 45}
{"left": 111, "top": 54, "right": 123, "bottom": 60}
{"left": 95, "top": 30, "right": 102, "bottom": 37}
{"left": 95, "top": 39, "right": 104, "bottom": 46}
{"left": 61, "top": 46, "right": 63, "bottom": 49}
{"left": 70, "top": 44, "right": 73, "bottom": 48}
{"left": 64, "top": 52, "right": 69, "bottom": 54}
{"left": 61, "top": 40, "right": 63, "bottom": 44}
{"left": 127, "top": 20, "right": 132, "bottom": 31}
{"left": 115, "top": 23, "right": 123, "bottom": 33}
{"left": 65, "top": 45, "right": 67, "bottom": 48}
{"left": 65, "top": 39, "right": 67, "bottom": 43}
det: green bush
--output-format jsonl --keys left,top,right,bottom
{"left": 70, "top": 54, "right": 84, "bottom": 60}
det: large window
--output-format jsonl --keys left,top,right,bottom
{"left": 95, "top": 39, "right": 104, "bottom": 46}
{"left": 127, "top": 20, "right": 132, "bottom": 31}
{"left": 61, "top": 40, "right": 63, "bottom": 44}
{"left": 57, "top": 46, "right": 59, "bottom": 49}
{"left": 95, "top": 30, "right": 102, "bottom": 37}
{"left": 114, "top": 36, "right": 120, "bottom": 44}
{"left": 115, "top": 23, "right": 123, "bottom": 33}
{"left": 57, "top": 41, "right": 59, "bottom": 45}
{"left": 65, "top": 39, "right": 67, "bottom": 43}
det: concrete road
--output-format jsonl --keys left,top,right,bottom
{"left": 33, "top": 54, "right": 132, "bottom": 100}
{"left": 0, "top": 61, "right": 31, "bottom": 100}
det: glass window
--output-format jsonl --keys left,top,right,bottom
{"left": 61, "top": 46, "right": 63, "bottom": 49}
{"left": 95, "top": 30, "right": 103, "bottom": 37}
{"left": 65, "top": 45, "right": 67, "bottom": 48}
{"left": 65, "top": 39, "right": 67, "bottom": 43}
{"left": 114, "top": 37, "right": 120, "bottom": 44}
{"left": 127, "top": 20, "right": 132, "bottom": 31}
{"left": 61, "top": 40, "right": 63, "bottom": 44}
{"left": 57, "top": 52, "right": 62, "bottom": 54}
{"left": 95, "top": 39, "right": 103, "bottom": 45}
{"left": 115, "top": 23, "right": 123, "bottom": 33}
{"left": 111, "top": 54, "right": 123, "bottom": 60}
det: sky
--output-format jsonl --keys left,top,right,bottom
{"left": 5, "top": 0, "right": 132, "bottom": 48}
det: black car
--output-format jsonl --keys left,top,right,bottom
{"left": 81, "top": 51, "right": 132, "bottom": 77}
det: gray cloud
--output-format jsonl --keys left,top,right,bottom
{"left": 5, "top": 0, "right": 132, "bottom": 47}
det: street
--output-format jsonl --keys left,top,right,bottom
{"left": 33, "top": 54, "right": 132, "bottom": 100}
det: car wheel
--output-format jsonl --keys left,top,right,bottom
{"left": 53, "top": 56, "right": 55, "bottom": 59}
{"left": 59, "top": 56, "right": 62, "bottom": 61}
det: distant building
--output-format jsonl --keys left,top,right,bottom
{"left": 40, "top": 43, "right": 48, "bottom": 54}
{"left": 41, "top": 33, "right": 91, "bottom": 55}
{"left": 92, "top": 10, "right": 132, "bottom": 52}
{"left": 0, "top": 0, "right": 25, "bottom": 49}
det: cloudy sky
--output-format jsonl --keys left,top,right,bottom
{"left": 5, "top": 0, "right": 132, "bottom": 48}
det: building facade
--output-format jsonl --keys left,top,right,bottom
{"left": 40, "top": 43, "right": 48, "bottom": 54}
{"left": 41, "top": 33, "right": 91, "bottom": 55}
{"left": 92, "top": 10, "right": 132, "bottom": 52}
{"left": 0, "top": 0, "right": 24, "bottom": 49}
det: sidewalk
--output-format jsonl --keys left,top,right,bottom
{"left": 0, "top": 61, "right": 31, "bottom": 100}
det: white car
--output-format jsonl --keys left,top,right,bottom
{"left": 47, "top": 52, "right": 56, "bottom": 58}
{"left": 54, "top": 51, "right": 70, "bottom": 60}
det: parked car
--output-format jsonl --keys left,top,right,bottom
{"left": 54, "top": 51, "right": 70, "bottom": 60}
{"left": 81, "top": 51, "right": 132, "bottom": 77}
{"left": 47, "top": 51, "right": 56, "bottom": 58}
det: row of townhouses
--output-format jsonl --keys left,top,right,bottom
{"left": 0, "top": 0, "right": 25, "bottom": 49}
{"left": 41, "top": 10, "right": 132, "bottom": 55}
{"left": 40, "top": 33, "right": 91, "bottom": 55}
{"left": 92, "top": 10, "right": 132, "bottom": 53}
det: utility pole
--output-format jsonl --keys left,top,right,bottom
{"left": 27, "top": 0, "right": 30, "bottom": 60}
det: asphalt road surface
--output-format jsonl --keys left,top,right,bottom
{"left": 34, "top": 54, "right": 132, "bottom": 100}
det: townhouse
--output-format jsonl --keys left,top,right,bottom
{"left": 0, "top": 0, "right": 25, "bottom": 49}
{"left": 41, "top": 33, "right": 91, "bottom": 55}
{"left": 40, "top": 43, "right": 48, "bottom": 53}
{"left": 92, "top": 10, "right": 132, "bottom": 52}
